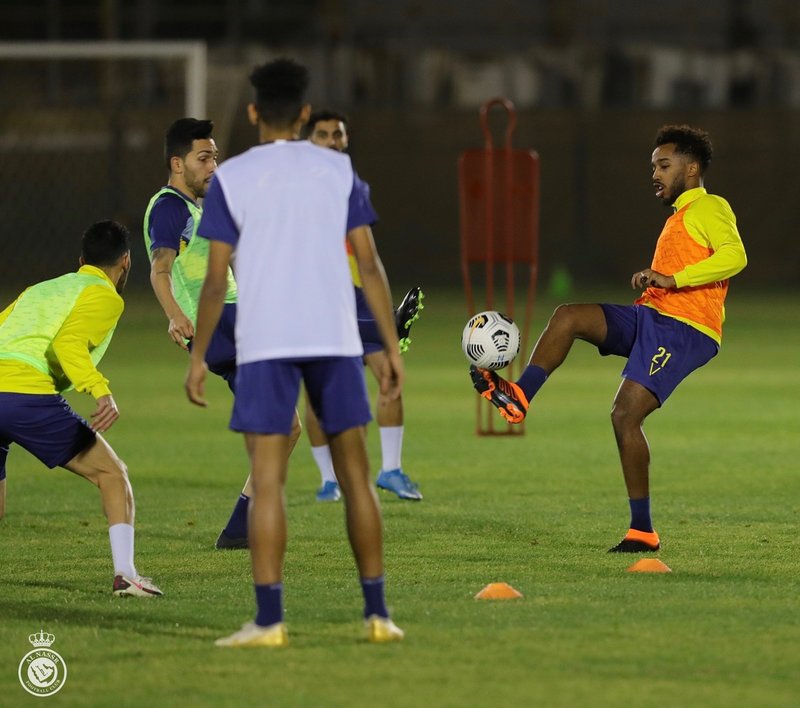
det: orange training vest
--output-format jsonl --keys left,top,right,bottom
{"left": 636, "top": 204, "right": 728, "bottom": 338}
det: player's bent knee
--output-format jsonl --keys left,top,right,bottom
{"left": 551, "top": 303, "right": 607, "bottom": 345}
{"left": 66, "top": 435, "right": 129, "bottom": 487}
{"left": 610, "top": 401, "right": 643, "bottom": 431}
{"left": 549, "top": 304, "right": 581, "bottom": 331}
{"left": 95, "top": 459, "right": 130, "bottom": 492}
{"left": 551, "top": 303, "right": 588, "bottom": 328}
{"left": 93, "top": 441, "right": 129, "bottom": 480}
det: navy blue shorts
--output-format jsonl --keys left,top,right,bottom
{"left": 354, "top": 287, "right": 383, "bottom": 356}
{"left": 599, "top": 304, "right": 719, "bottom": 405}
{"left": 189, "top": 302, "right": 237, "bottom": 391}
{"left": 231, "top": 357, "right": 371, "bottom": 436}
{"left": 0, "top": 393, "right": 96, "bottom": 477}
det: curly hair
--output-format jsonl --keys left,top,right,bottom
{"left": 654, "top": 125, "right": 713, "bottom": 174}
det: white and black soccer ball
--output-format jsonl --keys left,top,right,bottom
{"left": 461, "top": 311, "right": 520, "bottom": 370}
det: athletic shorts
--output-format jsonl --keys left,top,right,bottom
{"left": 231, "top": 356, "right": 371, "bottom": 436}
{"left": 0, "top": 393, "right": 95, "bottom": 476}
{"left": 354, "top": 287, "right": 383, "bottom": 356}
{"left": 190, "top": 302, "right": 237, "bottom": 391}
{"left": 599, "top": 304, "right": 719, "bottom": 405}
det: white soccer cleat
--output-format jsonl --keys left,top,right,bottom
{"left": 215, "top": 621, "right": 289, "bottom": 648}
{"left": 112, "top": 574, "right": 163, "bottom": 598}
{"left": 365, "top": 615, "right": 404, "bottom": 643}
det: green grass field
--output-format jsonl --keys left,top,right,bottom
{"left": 1, "top": 287, "right": 798, "bottom": 707}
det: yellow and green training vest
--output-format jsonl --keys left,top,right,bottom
{"left": 143, "top": 187, "right": 237, "bottom": 325}
{"left": 0, "top": 271, "right": 117, "bottom": 393}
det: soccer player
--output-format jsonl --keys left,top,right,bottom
{"left": 186, "top": 58, "right": 404, "bottom": 646}
{"left": 0, "top": 220, "right": 163, "bottom": 597}
{"left": 303, "top": 109, "right": 424, "bottom": 502}
{"left": 471, "top": 125, "right": 747, "bottom": 553}
{"left": 143, "top": 118, "right": 300, "bottom": 550}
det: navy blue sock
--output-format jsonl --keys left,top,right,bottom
{"left": 360, "top": 576, "right": 388, "bottom": 619}
{"left": 254, "top": 582, "right": 283, "bottom": 627}
{"left": 515, "top": 365, "right": 548, "bottom": 401}
{"left": 629, "top": 497, "right": 653, "bottom": 532}
{"left": 223, "top": 494, "right": 249, "bottom": 539}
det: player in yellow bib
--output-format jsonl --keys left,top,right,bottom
{"left": 0, "top": 221, "right": 162, "bottom": 597}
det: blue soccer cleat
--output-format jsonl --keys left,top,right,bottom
{"left": 316, "top": 480, "right": 341, "bottom": 502}
{"left": 376, "top": 468, "right": 422, "bottom": 501}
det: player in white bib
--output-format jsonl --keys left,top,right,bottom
{"left": 185, "top": 58, "right": 404, "bottom": 646}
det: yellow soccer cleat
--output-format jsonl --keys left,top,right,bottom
{"left": 215, "top": 621, "right": 288, "bottom": 648}
{"left": 365, "top": 615, "right": 405, "bottom": 643}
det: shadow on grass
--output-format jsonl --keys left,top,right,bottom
{"left": 0, "top": 592, "right": 213, "bottom": 640}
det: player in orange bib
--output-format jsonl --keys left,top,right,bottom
{"left": 471, "top": 125, "right": 747, "bottom": 552}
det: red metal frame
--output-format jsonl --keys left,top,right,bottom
{"left": 459, "top": 98, "right": 540, "bottom": 435}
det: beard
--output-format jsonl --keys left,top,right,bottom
{"left": 185, "top": 170, "right": 208, "bottom": 200}
{"left": 116, "top": 266, "right": 130, "bottom": 294}
{"left": 663, "top": 176, "right": 686, "bottom": 206}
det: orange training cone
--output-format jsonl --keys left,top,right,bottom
{"left": 626, "top": 558, "right": 672, "bottom": 573}
{"left": 474, "top": 582, "right": 523, "bottom": 599}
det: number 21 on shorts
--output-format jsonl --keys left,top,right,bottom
{"left": 649, "top": 346, "right": 671, "bottom": 376}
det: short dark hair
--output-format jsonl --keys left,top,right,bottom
{"left": 165, "top": 118, "right": 214, "bottom": 170}
{"left": 81, "top": 220, "right": 130, "bottom": 266}
{"left": 303, "top": 109, "right": 349, "bottom": 139}
{"left": 249, "top": 58, "right": 309, "bottom": 128}
{"left": 654, "top": 125, "right": 713, "bottom": 174}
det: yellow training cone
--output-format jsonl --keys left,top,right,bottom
{"left": 474, "top": 582, "right": 523, "bottom": 599}
{"left": 626, "top": 558, "right": 672, "bottom": 573}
